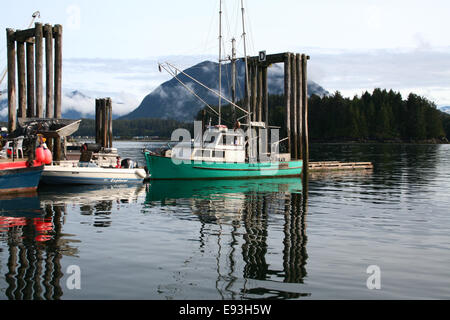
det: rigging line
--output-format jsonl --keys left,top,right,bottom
{"left": 244, "top": 2, "right": 256, "bottom": 56}
{"left": 164, "top": 61, "right": 250, "bottom": 115}
{"left": 222, "top": 0, "right": 233, "bottom": 48}
{"left": 159, "top": 63, "right": 219, "bottom": 117}
{"left": 202, "top": 0, "right": 220, "bottom": 56}
{"left": 204, "top": 107, "right": 236, "bottom": 127}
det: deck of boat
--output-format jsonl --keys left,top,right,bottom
{"left": 0, "top": 157, "right": 27, "bottom": 163}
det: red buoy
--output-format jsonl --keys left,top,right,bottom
{"left": 43, "top": 148, "right": 52, "bottom": 164}
{"left": 35, "top": 147, "right": 45, "bottom": 163}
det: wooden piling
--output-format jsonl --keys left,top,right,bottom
{"left": 106, "top": 98, "right": 113, "bottom": 148}
{"left": 262, "top": 66, "right": 269, "bottom": 154}
{"left": 26, "top": 42, "right": 35, "bottom": 118}
{"left": 251, "top": 62, "right": 257, "bottom": 122}
{"left": 301, "top": 54, "right": 309, "bottom": 174}
{"left": 53, "top": 25, "right": 62, "bottom": 162}
{"left": 290, "top": 53, "right": 298, "bottom": 159}
{"left": 284, "top": 53, "right": 291, "bottom": 156}
{"left": 53, "top": 25, "right": 62, "bottom": 119}
{"left": 262, "top": 66, "right": 268, "bottom": 125}
{"left": 95, "top": 99, "right": 101, "bottom": 145}
{"left": 296, "top": 53, "right": 303, "bottom": 160}
{"left": 17, "top": 41, "right": 26, "bottom": 119}
{"left": 6, "top": 29, "right": 16, "bottom": 133}
{"left": 102, "top": 99, "right": 108, "bottom": 148}
{"left": 35, "top": 23, "right": 44, "bottom": 118}
{"left": 257, "top": 65, "right": 263, "bottom": 122}
{"left": 44, "top": 24, "right": 53, "bottom": 118}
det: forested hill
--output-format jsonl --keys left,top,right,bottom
{"left": 308, "top": 89, "right": 449, "bottom": 142}
{"left": 196, "top": 88, "right": 450, "bottom": 143}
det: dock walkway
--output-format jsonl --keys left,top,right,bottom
{"left": 308, "top": 161, "right": 373, "bottom": 171}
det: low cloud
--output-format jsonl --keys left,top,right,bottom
{"left": 306, "top": 47, "right": 450, "bottom": 105}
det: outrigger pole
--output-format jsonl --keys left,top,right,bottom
{"left": 158, "top": 63, "right": 219, "bottom": 117}
{"left": 160, "top": 62, "right": 250, "bottom": 116}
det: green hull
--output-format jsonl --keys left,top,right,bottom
{"left": 143, "top": 152, "right": 302, "bottom": 180}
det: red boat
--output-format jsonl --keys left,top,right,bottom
{"left": 0, "top": 160, "right": 44, "bottom": 194}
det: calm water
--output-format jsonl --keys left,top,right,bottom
{"left": 0, "top": 141, "right": 449, "bottom": 300}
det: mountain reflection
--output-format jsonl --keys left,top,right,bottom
{"left": 146, "top": 178, "right": 309, "bottom": 299}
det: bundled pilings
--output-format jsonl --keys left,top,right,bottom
{"left": 6, "top": 23, "right": 63, "bottom": 159}
{"left": 246, "top": 52, "right": 310, "bottom": 176}
{"left": 95, "top": 98, "right": 113, "bottom": 148}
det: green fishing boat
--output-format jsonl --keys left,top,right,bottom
{"left": 143, "top": 0, "right": 303, "bottom": 180}
{"left": 143, "top": 124, "right": 302, "bottom": 180}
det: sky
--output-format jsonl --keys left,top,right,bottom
{"left": 1, "top": 0, "right": 450, "bottom": 116}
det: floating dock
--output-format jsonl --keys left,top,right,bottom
{"left": 308, "top": 161, "right": 373, "bottom": 171}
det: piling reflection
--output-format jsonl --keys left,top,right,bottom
{"left": 240, "top": 189, "right": 308, "bottom": 299}
{"left": 145, "top": 177, "right": 309, "bottom": 299}
{"left": 0, "top": 193, "right": 76, "bottom": 300}
{"left": 1, "top": 185, "right": 145, "bottom": 300}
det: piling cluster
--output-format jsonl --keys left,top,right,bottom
{"left": 6, "top": 23, "right": 62, "bottom": 130}
{"left": 6, "top": 23, "right": 63, "bottom": 159}
{"left": 246, "top": 52, "right": 309, "bottom": 168}
{"left": 95, "top": 98, "right": 113, "bottom": 148}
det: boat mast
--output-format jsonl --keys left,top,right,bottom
{"left": 218, "top": 0, "right": 223, "bottom": 125}
{"left": 241, "top": 0, "right": 252, "bottom": 158}
{"left": 231, "top": 38, "right": 237, "bottom": 123}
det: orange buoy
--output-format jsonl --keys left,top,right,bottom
{"left": 35, "top": 146, "right": 45, "bottom": 163}
{"left": 43, "top": 148, "right": 52, "bottom": 164}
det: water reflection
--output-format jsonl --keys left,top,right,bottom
{"left": 146, "top": 178, "right": 309, "bottom": 299}
{"left": 0, "top": 193, "right": 73, "bottom": 300}
{"left": 39, "top": 184, "right": 146, "bottom": 229}
{"left": 0, "top": 185, "right": 146, "bottom": 300}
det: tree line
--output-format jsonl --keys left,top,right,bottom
{"left": 75, "top": 117, "right": 193, "bottom": 139}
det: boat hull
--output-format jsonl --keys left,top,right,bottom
{"left": 41, "top": 165, "right": 146, "bottom": 185}
{"left": 144, "top": 152, "right": 302, "bottom": 180}
{"left": 0, "top": 161, "right": 44, "bottom": 194}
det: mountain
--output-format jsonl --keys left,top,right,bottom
{"left": 120, "top": 60, "right": 329, "bottom": 121}
{"left": 439, "top": 106, "right": 450, "bottom": 114}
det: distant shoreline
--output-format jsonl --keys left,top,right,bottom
{"left": 311, "top": 138, "right": 449, "bottom": 145}
{"left": 70, "top": 137, "right": 449, "bottom": 145}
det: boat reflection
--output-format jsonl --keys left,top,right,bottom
{"left": 0, "top": 192, "right": 78, "bottom": 300}
{"left": 39, "top": 184, "right": 146, "bottom": 206}
{"left": 146, "top": 178, "right": 309, "bottom": 299}
{"left": 0, "top": 184, "right": 145, "bottom": 300}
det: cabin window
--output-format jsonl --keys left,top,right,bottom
{"left": 203, "top": 150, "right": 211, "bottom": 157}
{"left": 213, "top": 150, "right": 224, "bottom": 158}
{"left": 194, "top": 150, "right": 203, "bottom": 157}
{"left": 221, "top": 134, "right": 240, "bottom": 145}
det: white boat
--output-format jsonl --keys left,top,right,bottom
{"left": 41, "top": 161, "right": 147, "bottom": 185}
